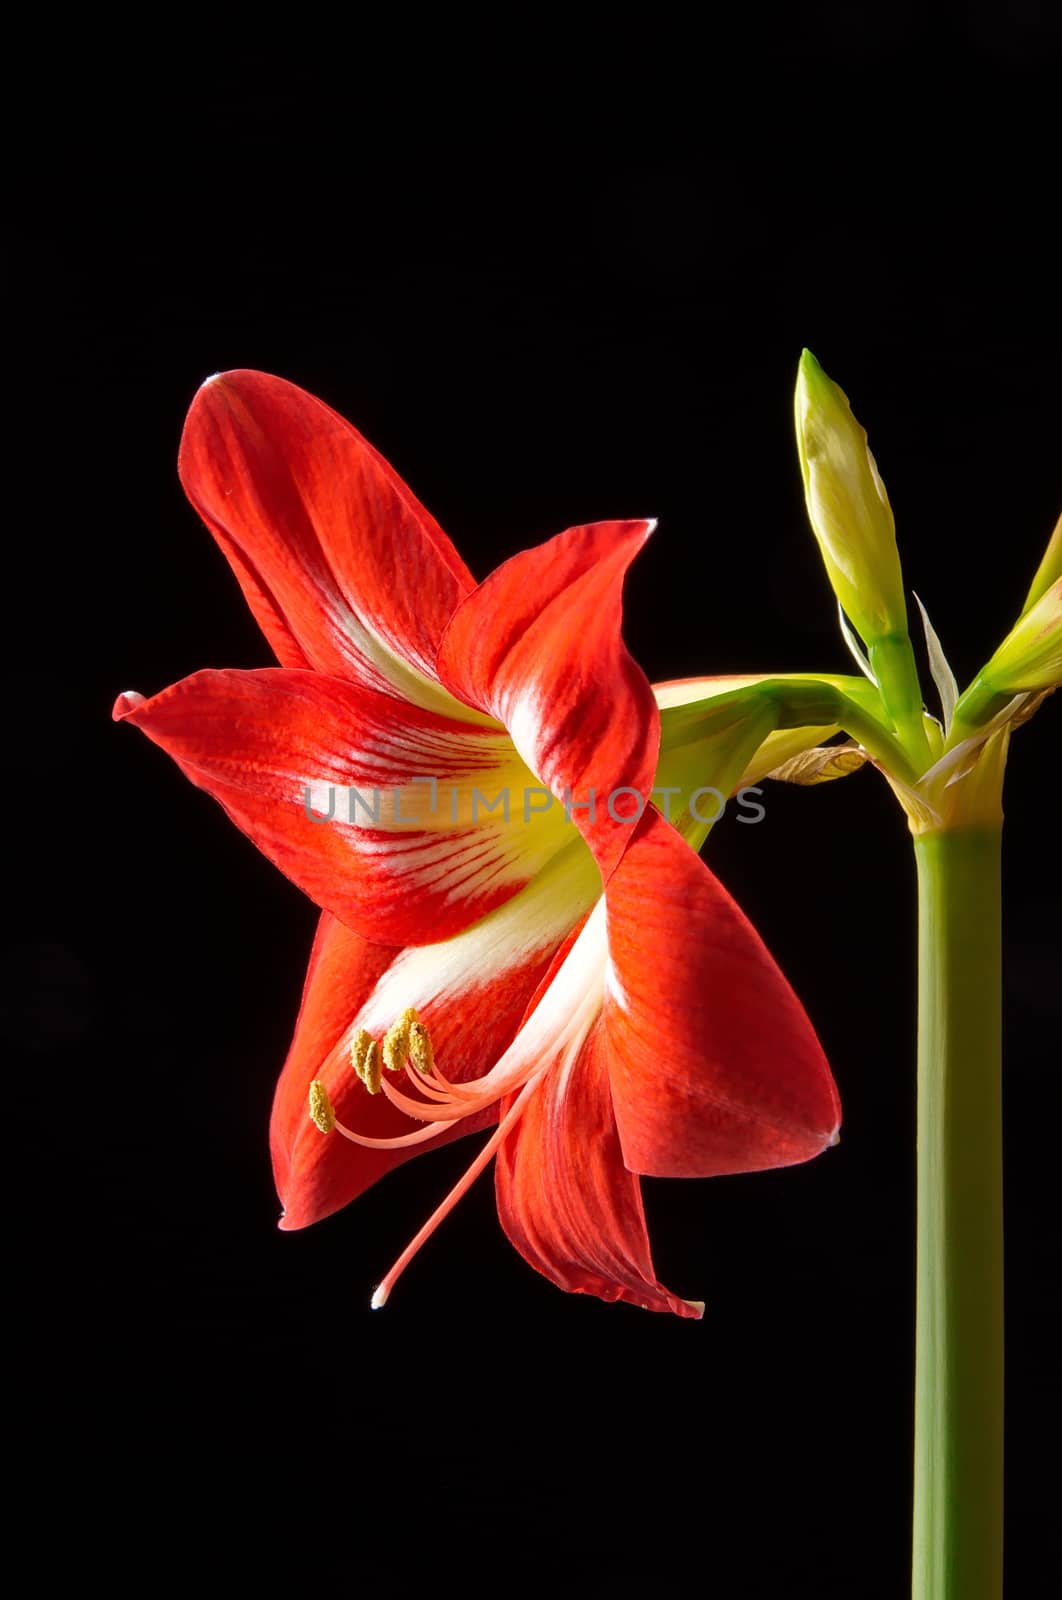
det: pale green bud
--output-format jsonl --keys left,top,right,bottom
{"left": 794, "top": 350, "right": 908, "bottom": 647}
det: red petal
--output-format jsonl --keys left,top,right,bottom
{"left": 604, "top": 809, "right": 841, "bottom": 1177}
{"left": 179, "top": 370, "right": 478, "bottom": 711}
{"left": 436, "top": 521, "right": 660, "bottom": 877}
{"left": 114, "top": 667, "right": 573, "bottom": 945}
{"left": 495, "top": 1027, "right": 702, "bottom": 1317}
{"left": 270, "top": 912, "right": 408, "bottom": 1224}
{"left": 273, "top": 838, "right": 599, "bottom": 1228}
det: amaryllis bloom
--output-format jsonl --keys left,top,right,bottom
{"left": 115, "top": 370, "right": 841, "bottom": 1316}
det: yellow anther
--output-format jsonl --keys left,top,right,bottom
{"left": 382, "top": 1007, "right": 419, "bottom": 1074}
{"left": 352, "top": 1029, "right": 382, "bottom": 1095}
{"left": 309, "top": 1079, "right": 336, "bottom": 1134}
{"left": 408, "top": 1020, "right": 435, "bottom": 1077}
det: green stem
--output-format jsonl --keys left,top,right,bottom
{"left": 912, "top": 828, "right": 1004, "bottom": 1600}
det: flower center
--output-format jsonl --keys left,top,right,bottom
{"left": 309, "top": 1002, "right": 549, "bottom": 1151}
{"left": 308, "top": 1005, "right": 559, "bottom": 1308}
{"left": 307, "top": 901, "right": 609, "bottom": 1306}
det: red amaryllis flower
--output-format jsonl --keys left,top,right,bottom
{"left": 115, "top": 370, "right": 839, "bottom": 1316}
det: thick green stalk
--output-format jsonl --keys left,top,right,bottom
{"left": 912, "top": 827, "right": 1004, "bottom": 1600}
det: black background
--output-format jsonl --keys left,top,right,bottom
{"left": 9, "top": 11, "right": 1060, "bottom": 1595}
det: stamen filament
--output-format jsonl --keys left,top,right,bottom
{"left": 333, "top": 1115, "right": 450, "bottom": 1151}
{"left": 398, "top": 1063, "right": 455, "bottom": 1103}
{"left": 420, "top": 1063, "right": 481, "bottom": 1100}
{"left": 378, "top": 1074, "right": 471, "bottom": 1123}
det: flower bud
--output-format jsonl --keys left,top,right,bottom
{"left": 794, "top": 350, "right": 908, "bottom": 647}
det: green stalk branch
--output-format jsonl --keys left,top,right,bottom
{"left": 869, "top": 633, "right": 934, "bottom": 768}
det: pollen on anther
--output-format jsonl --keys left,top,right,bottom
{"left": 309, "top": 1079, "right": 336, "bottom": 1134}
{"left": 352, "top": 1029, "right": 382, "bottom": 1094}
{"left": 408, "top": 1020, "right": 435, "bottom": 1076}
{"left": 382, "top": 1007, "right": 419, "bottom": 1074}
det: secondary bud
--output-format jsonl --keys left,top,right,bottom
{"left": 1021, "top": 513, "right": 1061, "bottom": 616}
{"left": 794, "top": 349, "right": 907, "bottom": 647}
{"left": 979, "top": 579, "right": 1062, "bottom": 695}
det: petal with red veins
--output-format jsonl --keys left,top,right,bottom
{"left": 436, "top": 521, "right": 660, "bottom": 877}
{"left": 114, "top": 667, "right": 576, "bottom": 945}
{"left": 495, "top": 1022, "right": 701, "bottom": 1318}
{"left": 179, "top": 369, "right": 484, "bottom": 718}
{"left": 604, "top": 809, "right": 841, "bottom": 1177}
{"left": 274, "top": 836, "right": 602, "bottom": 1229}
